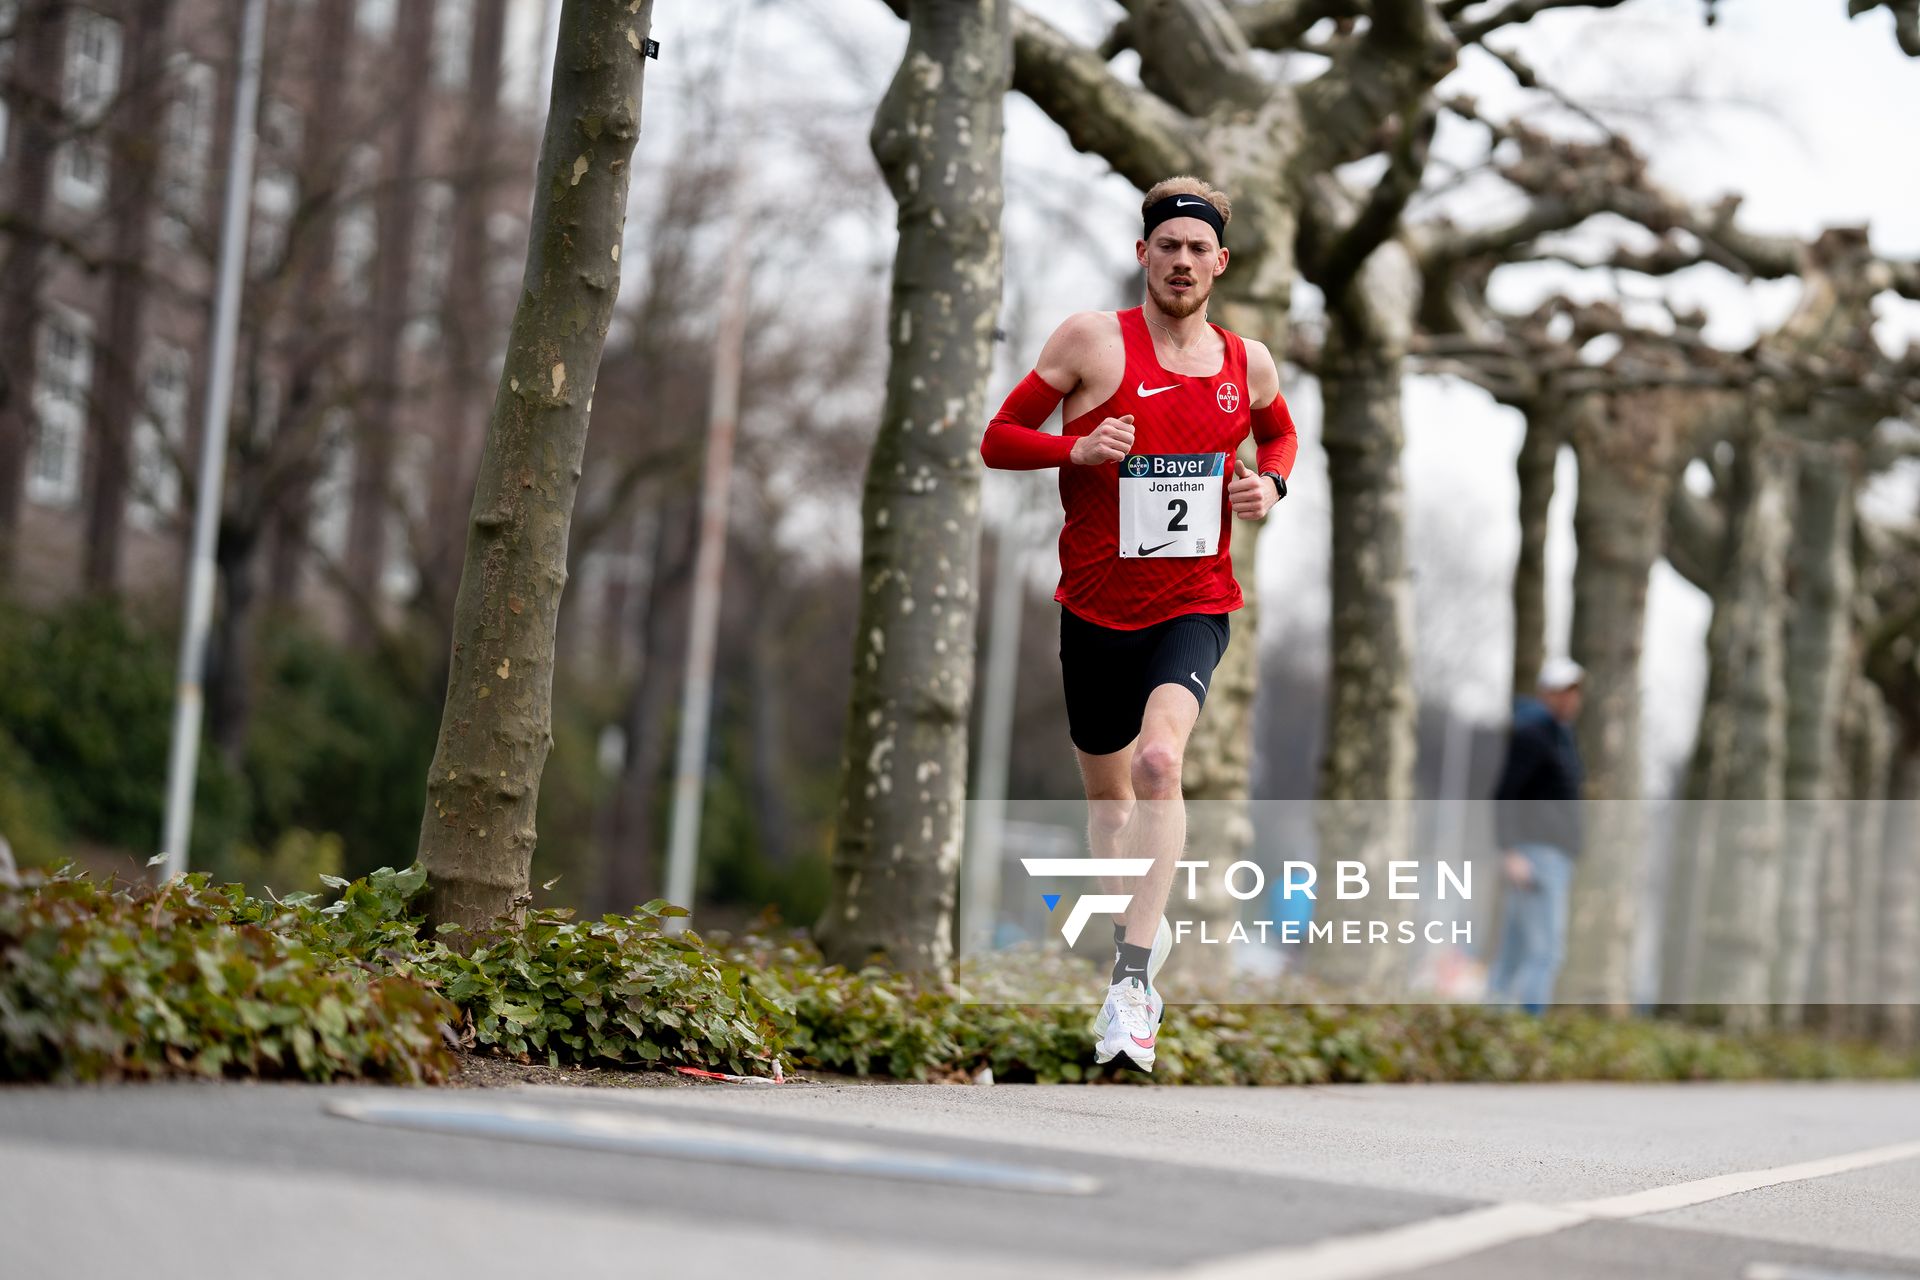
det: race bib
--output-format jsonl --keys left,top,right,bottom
{"left": 1118, "top": 452, "right": 1225, "bottom": 558}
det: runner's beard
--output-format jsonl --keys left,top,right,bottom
{"left": 1149, "top": 274, "right": 1208, "bottom": 319}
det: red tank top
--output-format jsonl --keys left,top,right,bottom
{"left": 1054, "top": 306, "right": 1252, "bottom": 629}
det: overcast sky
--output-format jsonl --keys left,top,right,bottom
{"left": 636, "top": 0, "right": 1920, "bottom": 793}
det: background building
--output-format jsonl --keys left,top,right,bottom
{"left": 0, "top": 0, "right": 552, "bottom": 634}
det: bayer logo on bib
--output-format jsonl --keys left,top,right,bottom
{"left": 1118, "top": 452, "right": 1226, "bottom": 558}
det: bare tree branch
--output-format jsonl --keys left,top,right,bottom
{"left": 1232, "top": 0, "right": 1363, "bottom": 52}
{"left": 1292, "top": 1, "right": 1458, "bottom": 177}
{"left": 1124, "top": 0, "right": 1271, "bottom": 112}
{"left": 1666, "top": 481, "right": 1726, "bottom": 590}
{"left": 1012, "top": 6, "right": 1203, "bottom": 189}
{"left": 1453, "top": 0, "right": 1628, "bottom": 44}
{"left": 1850, "top": 0, "right": 1920, "bottom": 56}
{"left": 1305, "top": 103, "right": 1435, "bottom": 297}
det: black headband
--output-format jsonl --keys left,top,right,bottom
{"left": 1143, "top": 194, "right": 1226, "bottom": 245}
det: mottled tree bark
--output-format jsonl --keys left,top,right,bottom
{"left": 1772, "top": 438, "right": 1856, "bottom": 1019}
{"left": 1307, "top": 243, "right": 1419, "bottom": 992}
{"left": 81, "top": 0, "right": 177, "bottom": 593}
{"left": 1691, "top": 420, "right": 1794, "bottom": 1026}
{"left": 0, "top": 4, "right": 70, "bottom": 582}
{"left": 1511, "top": 408, "right": 1559, "bottom": 695}
{"left": 1877, "top": 740, "right": 1920, "bottom": 1045}
{"left": 815, "top": 0, "right": 1010, "bottom": 973}
{"left": 1820, "top": 674, "right": 1890, "bottom": 1024}
{"left": 1559, "top": 389, "right": 1677, "bottom": 1008}
{"left": 418, "top": 0, "right": 654, "bottom": 934}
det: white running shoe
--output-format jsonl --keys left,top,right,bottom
{"left": 1092, "top": 916, "right": 1174, "bottom": 1045}
{"left": 1093, "top": 977, "right": 1162, "bottom": 1071}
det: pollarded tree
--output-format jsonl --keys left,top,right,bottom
{"left": 417, "top": 0, "right": 657, "bottom": 934}
{"left": 815, "top": 0, "right": 1013, "bottom": 972}
{"left": 996, "top": 0, "right": 1459, "bottom": 944}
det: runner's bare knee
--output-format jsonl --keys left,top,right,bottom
{"left": 1131, "top": 738, "right": 1182, "bottom": 799}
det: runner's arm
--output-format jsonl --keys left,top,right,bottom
{"left": 1246, "top": 339, "right": 1297, "bottom": 486}
{"left": 980, "top": 312, "right": 1100, "bottom": 470}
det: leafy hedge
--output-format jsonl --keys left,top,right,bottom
{"left": 0, "top": 868, "right": 453, "bottom": 1082}
{"left": 1, "top": 865, "right": 788, "bottom": 1082}
{"left": 5, "top": 864, "right": 1917, "bottom": 1086}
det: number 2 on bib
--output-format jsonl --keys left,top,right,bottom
{"left": 1118, "top": 452, "right": 1225, "bottom": 558}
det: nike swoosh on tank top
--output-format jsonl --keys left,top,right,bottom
{"left": 1054, "top": 306, "right": 1253, "bottom": 630}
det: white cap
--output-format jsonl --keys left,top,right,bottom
{"left": 1537, "top": 657, "right": 1586, "bottom": 691}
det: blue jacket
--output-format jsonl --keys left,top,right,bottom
{"left": 1493, "top": 696, "right": 1583, "bottom": 857}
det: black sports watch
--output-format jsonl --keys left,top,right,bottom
{"left": 1261, "top": 471, "right": 1287, "bottom": 502}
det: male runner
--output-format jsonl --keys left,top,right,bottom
{"left": 979, "top": 176, "right": 1297, "bottom": 1071}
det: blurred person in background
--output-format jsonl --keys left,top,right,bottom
{"left": 1486, "top": 657, "right": 1585, "bottom": 1013}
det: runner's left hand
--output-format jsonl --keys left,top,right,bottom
{"left": 1228, "top": 459, "right": 1276, "bottom": 520}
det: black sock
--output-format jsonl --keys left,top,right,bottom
{"left": 1113, "top": 921, "right": 1128, "bottom": 949}
{"left": 1112, "top": 940, "right": 1151, "bottom": 986}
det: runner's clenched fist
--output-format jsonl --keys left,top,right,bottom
{"left": 1069, "top": 414, "right": 1135, "bottom": 466}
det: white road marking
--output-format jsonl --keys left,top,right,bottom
{"left": 1562, "top": 1139, "right": 1920, "bottom": 1219}
{"left": 1179, "top": 1139, "right": 1920, "bottom": 1280}
{"left": 327, "top": 1098, "right": 1101, "bottom": 1195}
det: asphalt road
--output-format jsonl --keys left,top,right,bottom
{"left": 2, "top": 1078, "right": 1918, "bottom": 1279}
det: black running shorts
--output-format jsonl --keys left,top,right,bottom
{"left": 1058, "top": 606, "right": 1231, "bottom": 756}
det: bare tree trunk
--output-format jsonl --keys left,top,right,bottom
{"left": 81, "top": 0, "right": 177, "bottom": 593}
{"left": 1180, "top": 476, "right": 1260, "bottom": 993}
{"left": 1308, "top": 247, "right": 1418, "bottom": 993}
{"left": 1821, "top": 673, "right": 1890, "bottom": 1026}
{"left": 1692, "top": 420, "right": 1794, "bottom": 1027}
{"left": 422, "top": 0, "right": 511, "bottom": 623}
{"left": 344, "top": 0, "right": 435, "bottom": 629}
{"left": 1179, "top": 260, "right": 1298, "bottom": 993}
{"left": 207, "top": 521, "right": 262, "bottom": 764}
{"left": 595, "top": 496, "right": 694, "bottom": 914}
{"left": 418, "top": 0, "right": 655, "bottom": 934}
{"left": 1877, "top": 737, "right": 1920, "bottom": 1046}
{"left": 1560, "top": 390, "right": 1675, "bottom": 1009}
{"left": 816, "top": 0, "right": 1010, "bottom": 973}
{"left": 749, "top": 595, "right": 792, "bottom": 867}
{"left": 0, "top": 4, "right": 71, "bottom": 582}
{"left": 266, "top": 0, "right": 355, "bottom": 606}
{"left": 1511, "top": 407, "right": 1559, "bottom": 695}
{"left": 1773, "top": 438, "right": 1856, "bottom": 1021}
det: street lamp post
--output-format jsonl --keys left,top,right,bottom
{"left": 158, "top": 0, "right": 267, "bottom": 881}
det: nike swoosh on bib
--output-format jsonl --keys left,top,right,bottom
{"left": 1139, "top": 540, "right": 1176, "bottom": 556}
{"left": 1136, "top": 382, "right": 1180, "bottom": 397}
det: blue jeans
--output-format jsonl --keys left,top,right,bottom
{"left": 1484, "top": 844, "right": 1574, "bottom": 1013}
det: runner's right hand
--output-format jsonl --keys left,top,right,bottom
{"left": 1070, "top": 414, "right": 1135, "bottom": 466}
